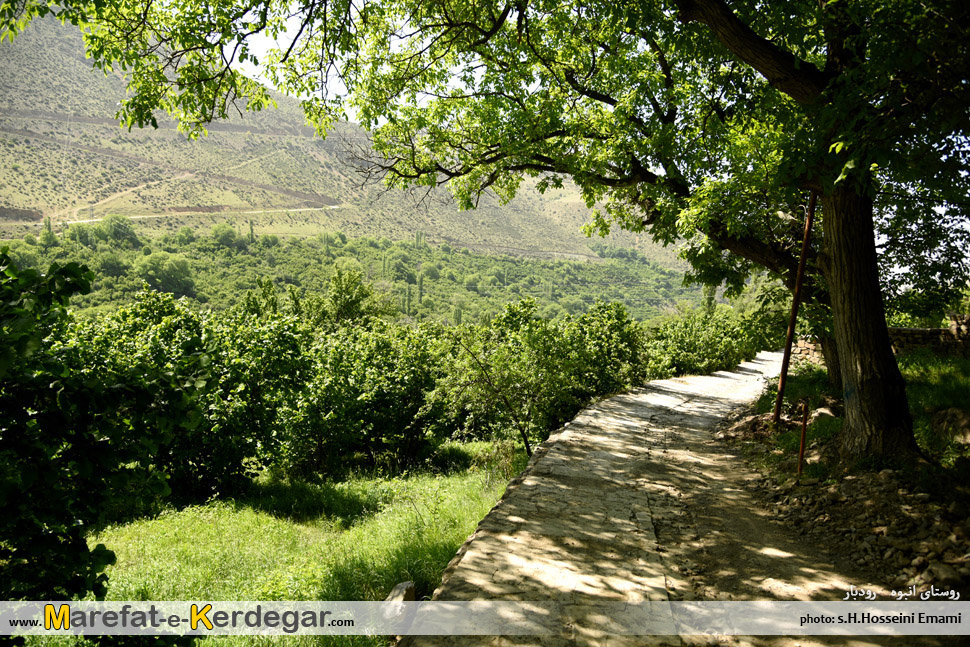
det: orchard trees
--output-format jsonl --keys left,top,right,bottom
{"left": 135, "top": 251, "right": 196, "bottom": 296}
{"left": 0, "top": 251, "right": 160, "bottom": 599}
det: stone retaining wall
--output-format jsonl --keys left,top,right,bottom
{"left": 792, "top": 338, "right": 825, "bottom": 366}
{"left": 793, "top": 314, "right": 970, "bottom": 368}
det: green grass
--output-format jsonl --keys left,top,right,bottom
{"left": 757, "top": 351, "right": 970, "bottom": 471}
{"left": 24, "top": 443, "right": 528, "bottom": 646}
{"left": 896, "top": 349, "right": 970, "bottom": 466}
{"left": 95, "top": 472, "right": 504, "bottom": 603}
{"left": 755, "top": 362, "right": 839, "bottom": 416}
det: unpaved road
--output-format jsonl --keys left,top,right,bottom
{"left": 404, "top": 352, "right": 965, "bottom": 647}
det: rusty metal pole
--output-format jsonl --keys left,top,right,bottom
{"left": 772, "top": 192, "right": 817, "bottom": 425}
{"left": 797, "top": 400, "right": 809, "bottom": 481}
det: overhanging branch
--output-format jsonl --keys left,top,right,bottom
{"left": 673, "top": 0, "right": 827, "bottom": 104}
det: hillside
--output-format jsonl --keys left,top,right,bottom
{"left": 0, "top": 17, "right": 683, "bottom": 267}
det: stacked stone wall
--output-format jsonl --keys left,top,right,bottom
{"left": 888, "top": 326, "right": 968, "bottom": 355}
{"left": 792, "top": 338, "right": 825, "bottom": 366}
{"left": 792, "top": 314, "right": 970, "bottom": 369}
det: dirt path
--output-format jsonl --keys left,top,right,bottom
{"left": 56, "top": 148, "right": 282, "bottom": 218}
{"left": 55, "top": 172, "right": 195, "bottom": 219}
{"left": 405, "top": 353, "right": 961, "bottom": 647}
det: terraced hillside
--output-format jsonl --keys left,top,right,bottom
{"left": 0, "top": 18, "right": 682, "bottom": 266}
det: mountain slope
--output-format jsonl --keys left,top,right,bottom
{"left": 0, "top": 17, "right": 682, "bottom": 266}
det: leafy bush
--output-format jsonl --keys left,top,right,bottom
{"left": 436, "top": 299, "right": 648, "bottom": 453}
{"left": 567, "top": 301, "right": 647, "bottom": 398}
{"left": 134, "top": 251, "right": 196, "bottom": 296}
{"left": 439, "top": 300, "right": 576, "bottom": 451}
{"left": 98, "top": 214, "right": 142, "bottom": 248}
{"left": 69, "top": 291, "right": 311, "bottom": 500}
{"left": 211, "top": 222, "right": 238, "bottom": 248}
{"left": 643, "top": 304, "right": 781, "bottom": 378}
{"left": 0, "top": 251, "right": 163, "bottom": 601}
{"left": 278, "top": 298, "right": 653, "bottom": 475}
{"left": 283, "top": 322, "right": 447, "bottom": 478}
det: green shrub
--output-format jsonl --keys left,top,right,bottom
{"left": 283, "top": 322, "right": 447, "bottom": 478}
{"left": 134, "top": 251, "right": 195, "bottom": 296}
{"left": 436, "top": 299, "right": 648, "bottom": 452}
{"left": 0, "top": 251, "right": 163, "bottom": 601}
{"left": 436, "top": 300, "right": 574, "bottom": 449}
{"left": 211, "top": 222, "right": 238, "bottom": 248}
{"left": 69, "top": 291, "right": 311, "bottom": 501}
{"left": 644, "top": 304, "right": 780, "bottom": 378}
{"left": 566, "top": 301, "right": 646, "bottom": 398}
{"left": 98, "top": 214, "right": 141, "bottom": 248}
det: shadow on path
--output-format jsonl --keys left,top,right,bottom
{"left": 404, "top": 353, "right": 960, "bottom": 647}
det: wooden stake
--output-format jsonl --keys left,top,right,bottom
{"left": 773, "top": 192, "right": 817, "bottom": 425}
{"left": 797, "top": 400, "right": 809, "bottom": 481}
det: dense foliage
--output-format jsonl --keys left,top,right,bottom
{"left": 68, "top": 292, "right": 312, "bottom": 501}
{"left": 4, "top": 215, "right": 701, "bottom": 322}
{"left": 0, "top": 250, "right": 781, "bottom": 603}
{"left": 0, "top": 250, "right": 163, "bottom": 600}
{"left": 437, "top": 300, "right": 649, "bottom": 455}
{"left": 284, "top": 321, "right": 448, "bottom": 478}
{"left": 643, "top": 304, "right": 781, "bottom": 378}
{"left": 21, "top": 0, "right": 965, "bottom": 459}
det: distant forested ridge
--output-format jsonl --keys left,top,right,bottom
{"left": 5, "top": 216, "right": 702, "bottom": 321}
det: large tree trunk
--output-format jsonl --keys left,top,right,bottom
{"left": 818, "top": 335, "right": 842, "bottom": 391}
{"left": 821, "top": 185, "right": 917, "bottom": 458}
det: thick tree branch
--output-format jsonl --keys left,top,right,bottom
{"left": 706, "top": 217, "right": 830, "bottom": 307}
{"left": 673, "top": 0, "right": 827, "bottom": 103}
{"left": 706, "top": 221, "right": 797, "bottom": 285}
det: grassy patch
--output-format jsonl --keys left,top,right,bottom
{"left": 94, "top": 471, "right": 503, "bottom": 601}
{"left": 896, "top": 349, "right": 970, "bottom": 467}
{"left": 422, "top": 440, "right": 516, "bottom": 476}
{"left": 758, "top": 351, "right": 970, "bottom": 470}
{"left": 772, "top": 414, "right": 842, "bottom": 456}
{"left": 236, "top": 478, "right": 391, "bottom": 525}
{"left": 755, "top": 362, "right": 837, "bottom": 416}
{"left": 48, "top": 451, "right": 527, "bottom": 647}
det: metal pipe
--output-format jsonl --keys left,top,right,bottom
{"left": 772, "top": 192, "right": 817, "bottom": 425}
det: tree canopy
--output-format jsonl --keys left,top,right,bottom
{"left": 3, "top": 0, "right": 969, "bottom": 458}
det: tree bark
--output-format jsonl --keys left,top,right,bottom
{"left": 818, "top": 335, "right": 842, "bottom": 391}
{"left": 821, "top": 185, "right": 917, "bottom": 458}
